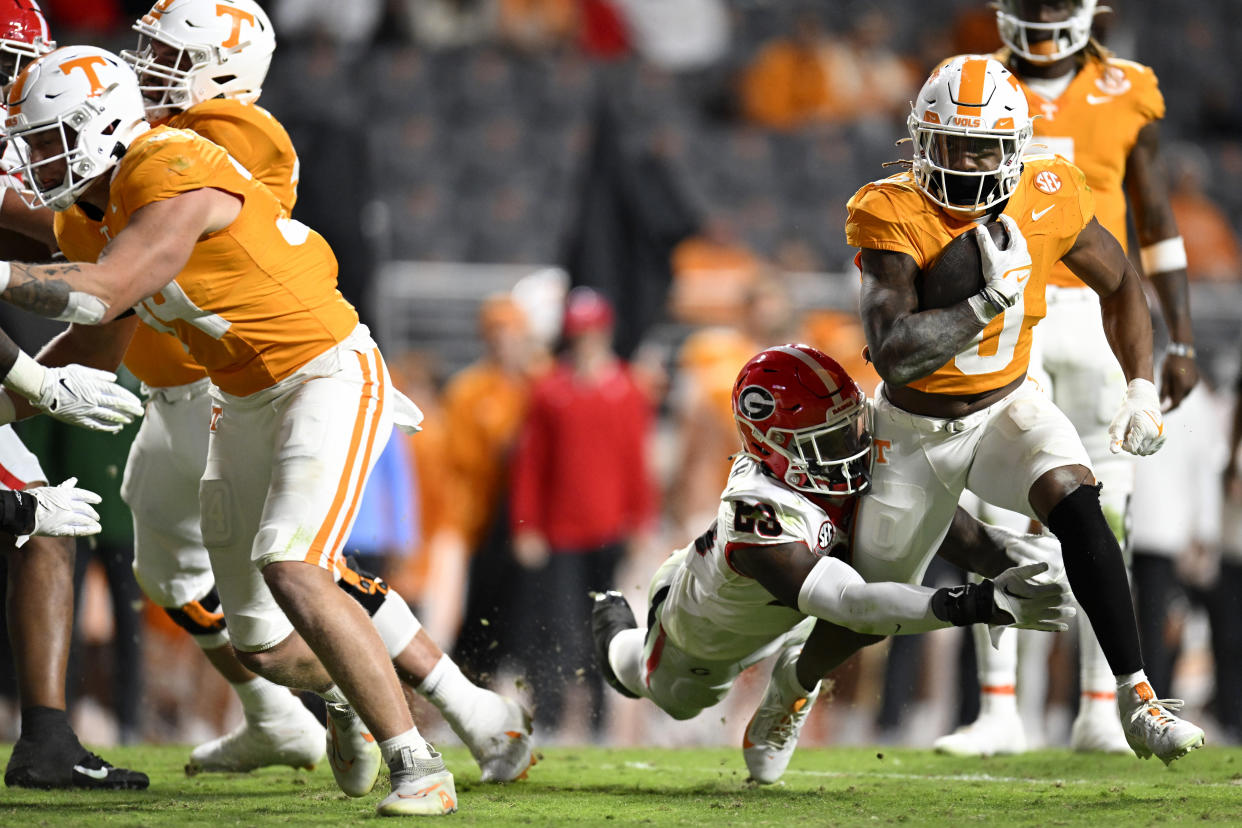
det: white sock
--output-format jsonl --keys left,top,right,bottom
{"left": 775, "top": 646, "right": 818, "bottom": 702}
{"left": 379, "top": 726, "right": 431, "bottom": 765}
{"left": 232, "top": 676, "right": 299, "bottom": 722}
{"left": 1078, "top": 614, "right": 1116, "bottom": 699}
{"left": 317, "top": 684, "right": 349, "bottom": 708}
{"left": 1115, "top": 669, "right": 1150, "bottom": 696}
{"left": 418, "top": 654, "right": 492, "bottom": 733}
{"left": 608, "top": 627, "right": 646, "bottom": 698}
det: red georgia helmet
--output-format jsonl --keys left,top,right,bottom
{"left": 0, "top": 0, "right": 53, "bottom": 87}
{"left": 732, "top": 344, "right": 872, "bottom": 496}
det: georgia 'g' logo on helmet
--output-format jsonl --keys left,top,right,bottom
{"left": 737, "top": 385, "right": 776, "bottom": 421}
{"left": 996, "top": 0, "right": 1100, "bottom": 65}
{"left": 122, "top": 0, "right": 275, "bottom": 116}
{"left": 732, "top": 344, "right": 872, "bottom": 497}
{"left": 907, "top": 56, "right": 1032, "bottom": 214}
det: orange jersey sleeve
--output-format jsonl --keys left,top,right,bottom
{"left": 848, "top": 157, "right": 1093, "bottom": 396}
{"left": 104, "top": 126, "right": 357, "bottom": 397}
{"left": 167, "top": 99, "right": 299, "bottom": 213}
{"left": 55, "top": 205, "right": 210, "bottom": 388}
{"left": 1017, "top": 56, "right": 1163, "bottom": 285}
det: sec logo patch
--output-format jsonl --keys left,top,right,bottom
{"left": 817, "top": 521, "right": 835, "bottom": 551}
{"left": 1034, "top": 171, "right": 1062, "bottom": 194}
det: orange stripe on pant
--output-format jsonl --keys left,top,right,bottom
{"left": 323, "top": 349, "right": 388, "bottom": 571}
{"left": 305, "top": 349, "right": 381, "bottom": 568}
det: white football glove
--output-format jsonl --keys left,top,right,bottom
{"left": 391, "top": 389, "right": 424, "bottom": 435}
{"left": 15, "top": 477, "right": 102, "bottom": 547}
{"left": 968, "top": 214, "right": 1032, "bottom": 323}
{"left": 35, "top": 365, "right": 144, "bottom": 433}
{"left": 990, "top": 562, "right": 1075, "bottom": 633}
{"left": 1108, "top": 378, "right": 1166, "bottom": 456}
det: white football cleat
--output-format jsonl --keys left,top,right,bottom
{"left": 933, "top": 711, "right": 1027, "bottom": 757}
{"left": 456, "top": 693, "right": 535, "bottom": 783}
{"left": 377, "top": 746, "right": 457, "bottom": 817}
{"left": 187, "top": 702, "right": 325, "bottom": 774}
{"left": 325, "top": 702, "right": 382, "bottom": 797}
{"left": 742, "top": 649, "right": 819, "bottom": 784}
{"left": 1070, "top": 694, "right": 1130, "bottom": 754}
{"left": 1119, "top": 680, "right": 1205, "bottom": 766}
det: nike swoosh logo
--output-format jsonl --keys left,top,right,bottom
{"left": 73, "top": 764, "right": 110, "bottom": 780}
{"left": 1086, "top": 94, "right": 1112, "bottom": 105}
{"left": 1031, "top": 205, "right": 1054, "bottom": 221}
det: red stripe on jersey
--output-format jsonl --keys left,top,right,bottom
{"left": 0, "top": 461, "right": 28, "bottom": 491}
{"left": 644, "top": 623, "right": 668, "bottom": 689}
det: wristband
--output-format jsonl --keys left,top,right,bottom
{"left": 1166, "top": 342, "right": 1196, "bottom": 359}
{"left": 966, "top": 292, "right": 1000, "bottom": 325}
{"left": 1139, "top": 237, "right": 1188, "bottom": 275}
{"left": 0, "top": 489, "right": 37, "bottom": 535}
{"left": 931, "top": 580, "right": 995, "bottom": 626}
{"left": 2, "top": 350, "right": 46, "bottom": 401}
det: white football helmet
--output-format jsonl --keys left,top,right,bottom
{"left": 907, "top": 55, "right": 1032, "bottom": 214}
{"left": 5, "top": 46, "right": 149, "bottom": 211}
{"left": 122, "top": 0, "right": 275, "bottom": 115}
{"left": 997, "top": 0, "right": 1102, "bottom": 64}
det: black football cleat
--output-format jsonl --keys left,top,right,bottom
{"left": 591, "top": 590, "right": 640, "bottom": 699}
{"left": 6, "top": 737, "right": 149, "bottom": 790}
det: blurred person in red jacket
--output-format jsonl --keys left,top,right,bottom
{"left": 509, "top": 287, "right": 656, "bottom": 740}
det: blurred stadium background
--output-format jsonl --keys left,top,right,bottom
{"left": 1, "top": 0, "right": 1240, "bottom": 756}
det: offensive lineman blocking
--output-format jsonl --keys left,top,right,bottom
{"left": 0, "top": 46, "right": 451, "bottom": 815}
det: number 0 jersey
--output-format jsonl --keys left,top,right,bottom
{"left": 54, "top": 99, "right": 305, "bottom": 390}
{"left": 660, "top": 455, "right": 851, "bottom": 663}
{"left": 845, "top": 155, "right": 1094, "bottom": 396}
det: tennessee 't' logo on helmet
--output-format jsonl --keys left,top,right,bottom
{"left": 737, "top": 385, "right": 776, "bottom": 421}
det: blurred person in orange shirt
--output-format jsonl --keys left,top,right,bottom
{"left": 737, "top": 12, "right": 843, "bottom": 130}
{"left": 446, "top": 296, "right": 547, "bottom": 681}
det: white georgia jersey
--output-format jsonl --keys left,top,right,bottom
{"left": 659, "top": 455, "right": 850, "bottom": 663}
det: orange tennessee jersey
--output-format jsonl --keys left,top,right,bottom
{"left": 846, "top": 155, "right": 1094, "bottom": 396}
{"left": 1014, "top": 56, "right": 1164, "bottom": 286}
{"left": 55, "top": 205, "right": 209, "bottom": 388}
{"left": 166, "top": 99, "right": 299, "bottom": 213}
{"left": 102, "top": 126, "right": 357, "bottom": 397}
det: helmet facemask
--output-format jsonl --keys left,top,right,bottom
{"left": 997, "top": 0, "right": 1100, "bottom": 64}
{"left": 0, "top": 35, "right": 50, "bottom": 88}
{"left": 123, "top": 32, "right": 211, "bottom": 116}
{"left": 909, "top": 119, "right": 1031, "bottom": 213}
{"left": 742, "top": 404, "right": 873, "bottom": 497}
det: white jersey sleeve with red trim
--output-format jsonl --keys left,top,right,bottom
{"left": 657, "top": 456, "right": 840, "bottom": 663}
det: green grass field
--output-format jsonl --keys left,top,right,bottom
{"left": 2, "top": 743, "right": 1241, "bottom": 825}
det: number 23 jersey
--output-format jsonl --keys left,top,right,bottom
{"left": 660, "top": 455, "right": 850, "bottom": 663}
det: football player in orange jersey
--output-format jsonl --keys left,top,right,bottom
{"left": 22, "top": 0, "right": 532, "bottom": 786}
{"left": 843, "top": 55, "right": 1203, "bottom": 765}
{"left": 0, "top": 1, "right": 152, "bottom": 792}
{"left": 0, "top": 47, "right": 454, "bottom": 816}
{"left": 935, "top": 0, "right": 1200, "bottom": 759}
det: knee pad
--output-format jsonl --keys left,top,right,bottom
{"left": 163, "top": 589, "right": 230, "bottom": 649}
{"left": 337, "top": 558, "right": 420, "bottom": 658}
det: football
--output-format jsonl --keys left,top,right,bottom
{"left": 917, "top": 220, "right": 1009, "bottom": 311}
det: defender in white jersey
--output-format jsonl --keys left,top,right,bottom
{"left": 594, "top": 345, "right": 1074, "bottom": 784}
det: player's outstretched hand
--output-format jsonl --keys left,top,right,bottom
{"left": 989, "top": 562, "right": 1075, "bottom": 632}
{"left": 16, "top": 477, "right": 102, "bottom": 547}
{"left": 976, "top": 214, "right": 1032, "bottom": 312}
{"left": 1108, "top": 378, "right": 1166, "bottom": 456}
{"left": 35, "top": 365, "right": 144, "bottom": 433}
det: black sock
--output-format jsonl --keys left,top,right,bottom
{"left": 19, "top": 706, "right": 77, "bottom": 746}
{"left": 1046, "top": 483, "right": 1143, "bottom": 676}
